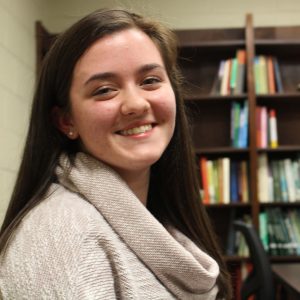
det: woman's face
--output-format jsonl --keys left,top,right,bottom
{"left": 60, "top": 28, "right": 176, "bottom": 176}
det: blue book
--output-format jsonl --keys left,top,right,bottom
{"left": 230, "top": 161, "right": 239, "bottom": 202}
{"left": 238, "top": 100, "right": 248, "bottom": 148}
{"left": 273, "top": 57, "right": 283, "bottom": 93}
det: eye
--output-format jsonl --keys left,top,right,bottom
{"left": 92, "top": 86, "right": 118, "bottom": 99}
{"left": 142, "top": 76, "right": 162, "bottom": 88}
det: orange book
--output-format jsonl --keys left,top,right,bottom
{"left": 200, "top": 157, "right": 210, "bottom": 204}
{"left": 256, "top": 106, "right": 262, "bottom": 147}
{"left": 267, "top": 56, "right": 276, "bottom": 94}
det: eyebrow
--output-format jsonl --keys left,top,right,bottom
{"left": 84, "top": 63, "right": 165, "bottom": 86}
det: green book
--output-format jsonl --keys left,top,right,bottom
{"left": 259, "top": 211, "right": 269, "bottom": 251}
{"left": 230, "top": 58, "right": 238, "bottom": 94}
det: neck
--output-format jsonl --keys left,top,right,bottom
{"left": 116, "top": 168, "right": 150, "bottom": 206}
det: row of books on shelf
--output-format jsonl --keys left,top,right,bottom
{"left": 258, "top": 153, "right": 300, "bottom": 203}
{"left": 260, "top": 208, "right": 300, "bottom": 256}
{"left": 256, "top": 106, "right": 278, "bottom": 148}
{"left": 211, "top": 52, "right": 285, "bottom": 96}
{"left": 211, "top": 49, "right": 246, "bottom": 96}
{"left": 225, "top": 208, "right": 300, "bottom": 257}
{"left": 230, "top": 100, "right": 248, "bottom": 148}
{"left": 254, "top": 55, "right": 283, "bottom": 94}
{"left": 200, "top": 157, "right": 249, "bottom": 204}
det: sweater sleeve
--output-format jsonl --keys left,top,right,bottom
{"left": 0, "top": 189, "right": 119, "bottom": 299}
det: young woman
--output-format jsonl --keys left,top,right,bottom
{"left": 0, "top": 8, "right": 232, "bottom": 299}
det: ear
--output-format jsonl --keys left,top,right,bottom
{"left": 52, "top": 106, "right": 79, "bottom": 140}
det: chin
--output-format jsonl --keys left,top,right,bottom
{"left": 126, "top": 154, "right": 163, "bottom": 170}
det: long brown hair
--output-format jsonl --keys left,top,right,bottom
{"left": 0, "top": 8, "right": 232, "bottom": 299}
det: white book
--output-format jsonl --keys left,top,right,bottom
{"left": 284, "top": 159, "right": 296, "bottom": 202}
{"left": 258, "top": 153, "right": 269, "bottom": 202}
{"left": 293, "top": 161, "right": 300, "bottom": 200}
{"left": 220, "top": 59, "right": 230, "bottom": 96}
{"left": 223, "top": 157, "right": 230, "bottom": 204}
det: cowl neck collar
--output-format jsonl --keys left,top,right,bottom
{"left": 56, "top": 152, "right": 219, "bottom": 299}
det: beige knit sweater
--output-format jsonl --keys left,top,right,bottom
{"left": 0, "top": 153, "right": 219, "bottom": 299}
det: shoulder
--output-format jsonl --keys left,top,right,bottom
{"left": 27, "top": 183, "right": 103, "bottom": 233}
{"left": 2, "top": 183, "right": 109, "bottom": 254}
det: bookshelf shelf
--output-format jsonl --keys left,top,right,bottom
{"left": 260, "top": 202, "right": 300, "bottom": 207}
{"left": 196, "top": 147, "right": 249, "bottom": 155}
{"left": 256, "top": 93, "right": 300, "bottom": 100}
{"left": 270, "top": 256, "right": 300, "bottom": 262}
{"left": 257, "top": 146, "right": 300, "bottom": 153}
{"left": 185, "top": 94, "right": 247, "bottom": 102}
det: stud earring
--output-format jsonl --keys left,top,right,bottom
{"left": 68, "top": 130, "right": 74, "bottom": 137}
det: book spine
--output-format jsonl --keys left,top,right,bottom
{"left": 234, "top": 49, "right": 246, "bottom": 94}
{"left": 200, "top": 157, "right": 210, "bottom": 204}
{"left": 269, "top": 109, "right": 278, "bottom": 148}
{"left": 258, "top": 153, "right": 269, "bottom": 202}
{"left": 223, "top": 157, "right": 230, "bottom": 204}
{"left": 259, "top": 211, "right": 269, "bottom": 251}
{"left": 273, "top": 57, "right": 283, "bottom": 93}
{"left": 267, "top": 56, "right": 276, "bottom": 94}
{"left": 260, "top": 106, "right": 268, "bottom": 148}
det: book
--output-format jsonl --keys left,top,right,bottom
{"left": 265, "top": 208, "right": 279, "bottom": 255}
{"left": 259, "top": 211, "right": 269, "bottom": 251}
{"left": 260, "top": 106, "right": 268, "bottom": 148}
{"left": 231, "top": 102, "right": 241, "bottom": 147}
{"left": 240, "top": 160, "right": 249, "bottom": 203}
{"left": 211, "top": 60, "right": 225, "bottom": 95}
{"left": 279, "top": 160, "right": 289, "bottom": 202}
{"left": 207, "top": 160, "right": 215, "bottom": 203}
{"left": 273, "top": 57, "right": 283, "bottom": 93}
{"left": 238, "top": 101, "right": 249, "bottom": 148}
{"left": 200, "top": 157, "right": 209, "bottom": 204}
{"left": 271, "top": 160, "right": 282, "bottom": 202}
{"left": 258, "top": 55, "right": 268, "bottom": 94}
{"left": 221, "top": 59, "right": 231, "bottom": 95}
{"left": 230, "top": 160, "right": 239, "bottom": 203}
{"left": 223, "top": 158, "right": 230, "bottom": 204}
{"left": 258, "top": 153, "right": 269, "bottom": 202}
{"left": 292, "top": 160, "right": 300, "bottom": 200}
{"left": 234, "top": 49, "right": 246, "bottom": 94}
{"left": 230, "top": 58, "right": 238, "bottom": 93}
{"left": 267, "top": 56, "right": 276, "bottom": 94}
{"left": 268, "top": 109, "right": 278, "bottom": 148}
{"left": 284, "top": 158, "right": 296, "bottom": 202}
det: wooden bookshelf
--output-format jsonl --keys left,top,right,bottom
{"left": 175, "top": 13, "right": 300, "bottom": 266}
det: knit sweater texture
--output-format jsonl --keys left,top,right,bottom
{"left": 0, "top": 153, "right": 219, "bottom": 299}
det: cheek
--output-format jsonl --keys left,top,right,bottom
{"left": 73, "top": 104, "right": 118, "bottom": 136}
{"left": 156, "top": 89, "right": 176, "bottom": 124}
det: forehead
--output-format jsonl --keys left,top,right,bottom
{"left": 73, "top": 28, "right": 164, "bottom": 75}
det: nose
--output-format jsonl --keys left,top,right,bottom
{"left": 120, "top": 86, "right": 150, "bottom": 116}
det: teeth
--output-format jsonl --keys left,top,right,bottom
{"left": 120, "top": 124, "right": 152, "bottom": 136}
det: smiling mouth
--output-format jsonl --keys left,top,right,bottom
{"left": 118, "top": 124, "right": 153, "bottom": 136}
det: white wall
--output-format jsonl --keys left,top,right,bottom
{"left": 0, "top": 0, "right": 47, "bottom": 223}
{"left": 1, "top": 0, "right": 300, "bottom": 225}
{"left": 42, "top": 0, "right": 300, "bottom": 33}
